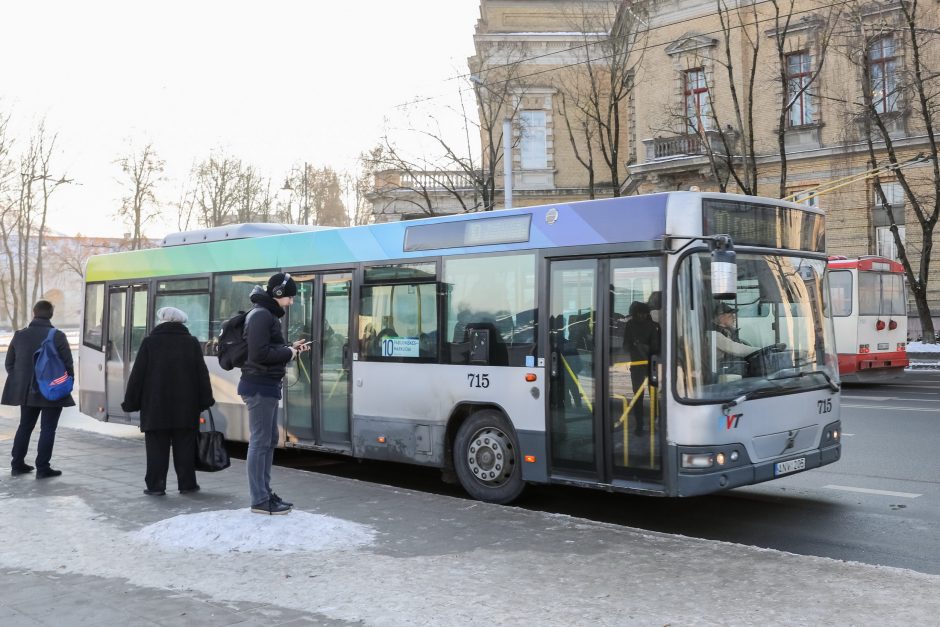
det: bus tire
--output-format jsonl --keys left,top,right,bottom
{"left": 453, "top": 409, "right": 525, "bottom": 504}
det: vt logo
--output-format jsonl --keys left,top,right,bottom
{"left": 725, "top": 413, "right": 743, "bottom": 429}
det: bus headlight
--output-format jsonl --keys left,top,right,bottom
{"left": 681, "top": 453, "right": 714, "bottom": 468}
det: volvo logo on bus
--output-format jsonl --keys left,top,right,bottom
{"left": 780, "top": 430, "right": 798, "bottom": 454}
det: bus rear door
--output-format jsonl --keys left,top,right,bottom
{"left": 105, "top": 282, "right": 149, "bottom": 423}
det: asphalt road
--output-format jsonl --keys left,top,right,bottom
{"left": 4, "top": 349, "right": 938, "bottom": 576}
{"left": 260, "top": 369, "right": 940, "bottom": 576}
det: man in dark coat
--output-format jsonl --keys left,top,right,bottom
{"left": 3, "top": 300, "right": 74, "bottom": 478}
{"left": 239, "top": 273, "right": 310, "bottom": 515}
{"left": 622, "top": 301, "right": 661, "bottom": 435}
{"left": 121, "top": 306, "right": 214, "bottom": 495}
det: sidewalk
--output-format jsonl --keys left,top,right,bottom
{"left": 2, "top": 407, "right": 939, "bottom": 626}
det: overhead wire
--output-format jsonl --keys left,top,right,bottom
{"left": 393, "top": 0, "right": 858, "bottom": 110}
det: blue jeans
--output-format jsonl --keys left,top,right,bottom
{"left": 242, "top": 394, "right": 280, "bottom": 506}
{"left": 11, "top": 406, "right": 62, "bottom": 470}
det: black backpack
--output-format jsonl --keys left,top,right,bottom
{"left": 217, "top": 309, "right": 258, "bottom": 371}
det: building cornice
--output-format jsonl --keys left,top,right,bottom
{"left": 665, "top": 32, "right": 719, "bottom": 57}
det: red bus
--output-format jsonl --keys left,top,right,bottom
{"left": 828, "top": 256, "right": 908, "bottom": 382}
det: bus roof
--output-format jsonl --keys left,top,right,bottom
{"left": 161, "top": 223, "right": 326, "bottom": 247}
{"left": 84, "top": 192, "right": 817, "bottom": 282}
{"left": 828, "top": 256, "right": 904, "bottom": 273}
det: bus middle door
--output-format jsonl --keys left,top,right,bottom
{"left": 547, "top": 257, "right": 663, "bottom": 487}
{"left": 285, "top": 271, "right": 353, "bottom": 448}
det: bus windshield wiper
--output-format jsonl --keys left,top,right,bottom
{"left": 721, "top": 385, "right": 781, "bottom": 412}
{"left": 767, "top": 368, "right": 840, "bottom": 392}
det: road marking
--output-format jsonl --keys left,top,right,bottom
{"left": 842, "top": 404, "right": 940, "bottom": 412}
{"left": 824, "top": 485, "right": 921, "bottom": 499}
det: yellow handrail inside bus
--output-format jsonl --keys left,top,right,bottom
{"left": 560, "top": 354, "right": 593, "bottom": 413}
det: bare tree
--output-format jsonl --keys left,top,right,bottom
{"left": 555, "top": 1, "right": 647, "bottom": 197}
{"left": 45, "top": 235, "right": 135, "bottom": 279}
{"left": 839, "top": 0, "right": 939, "bottom": 341}
{"left": 116, "top": 142, "right": 164, "bottom": 250}
{"left": 234, "top": 164, "right": 274, "bottom": 223}
{"left": 192, "top": 153, "right": 242, "bottom": 227}
{"left": 364, "top": 139, "right": 480, "bottom": 218}
{"left": 0, "top": 121, "right": 69, "bottom": 328}
{"left": 768, "top": 1, "right": 842, "bottom": 197}
{"left": 282, "top": 163, "right": 348, "bottom": 226}
{"left": 464, "top": 48, "right": 528, "bottom": 211}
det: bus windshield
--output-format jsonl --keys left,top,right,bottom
{"left": 675, "top": 253, "right": 837, "bottom": 401}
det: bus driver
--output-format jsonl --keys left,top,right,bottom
{"left": 713, "top": 302, "right": 753, "bottom": 370}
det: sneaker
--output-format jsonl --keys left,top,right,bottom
{"left": 251, "top": 499, "right": 291, "bottom": 515}
{"left": 269, "top": 492, "right": 293, "bottom": 508}
{"left": 35, "top": 468, "right": 62, "bottom": 479}
{"left": 11, "top": 463, "right": 34, "bottom": 476}
{"left": 143, "top": 488, "right": 167, "bottom": 496}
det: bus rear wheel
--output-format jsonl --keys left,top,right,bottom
{"left": 453, "top": 410, "right": 525, "bottom": 504}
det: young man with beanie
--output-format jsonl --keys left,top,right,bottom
{"left": 3, "top": 300, "right": 74, "bottom": 478}
{"left": 239, "top": 272, "right": 310, "bottom": 514}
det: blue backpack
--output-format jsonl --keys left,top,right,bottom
{"left": 33, "top": 328, "right": 74, "bottom": 401}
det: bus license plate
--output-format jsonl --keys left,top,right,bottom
{"left": 775, "top": 457, "right": 806, "bottom": 476}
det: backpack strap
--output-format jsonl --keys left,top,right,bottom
{"left": 45, "top": 328, "right": 57, "bottom": 343}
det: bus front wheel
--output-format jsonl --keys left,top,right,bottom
{"left": 453, "top": 410, "right": 525, "bottom": 504}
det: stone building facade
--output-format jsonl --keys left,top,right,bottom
{"left": 371, "top": 0, "right": 939, "bottom": 329}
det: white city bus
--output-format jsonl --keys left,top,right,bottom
{"left": 828, "top": 255, "right": 908, "bottom": 383}
{"left": 79, "top": 192, "right": 841, "bottom": 502}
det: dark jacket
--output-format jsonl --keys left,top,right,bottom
{"left": 623, "top": 315, "right": 661, "bottom": 365}
{"left": 121, "top": 321, "right": 214, "bottom": 432}
{"left": 2, "top": 318, "right": 75, "bottom": 408}
{"left": 240, "top": 286, "right": 293, "bottom": 385}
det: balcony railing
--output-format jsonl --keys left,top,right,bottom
{"left": 397, "top": 170, "right": 478, "bottom": 191}
{"left": 644, "top": 129, "right": 736, "bottom": 161}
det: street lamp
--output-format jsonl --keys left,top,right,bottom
{"left": 281, "top": 162, "right": 311, "bottom": 225}
{"left": 469, "top": 75, "right": 513, "bottom": 209}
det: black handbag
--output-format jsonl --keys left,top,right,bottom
{"left": 195, "top": 408, "right": 231, "bottom": 472}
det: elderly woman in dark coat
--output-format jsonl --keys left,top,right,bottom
{"left": 122, "top": 307, "right": 214, "bottom": 496}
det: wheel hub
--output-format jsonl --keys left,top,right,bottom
{"left": 466, "top": 427, "right": 512, "bottom": 485}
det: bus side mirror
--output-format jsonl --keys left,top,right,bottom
{"left": 711, "top": 235, "right": 736, "bottom": 300}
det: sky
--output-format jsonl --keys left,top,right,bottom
{"left": 0, "top": 0, "right": 480, "bottom": 237}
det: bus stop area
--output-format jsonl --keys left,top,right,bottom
{"left": 1, "top": 407, "right": 938, "bottom": 626}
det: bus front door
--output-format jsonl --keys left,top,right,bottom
{"left": 105, "top": 283, "right": 149, "bottom": 424}
{"left": 286, "top": 271, "right": 353, "bottom": 448}
{"left": 548, "top": 258, "right": 662, "bottom": 487}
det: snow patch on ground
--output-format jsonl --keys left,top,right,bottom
{"left": 906, "top": 341, "right": 940, "bottom": 353}
{"left": 132, "top": 509, "right": 375, "bottom": 554}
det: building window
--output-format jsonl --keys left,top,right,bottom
{"left": 684, "top": 68, "right": 711, "bottom": 133}
{"left": 874, "top": 182, "right": 905, "bottom": 260}
{"left": 868, "top": 36, "right": 899, "bottom": 113}
{"left": 786, "top": 52, "right": 816, "bottom": 127}
{"left": 792, "top": 190, "right": 819, "bottom": 208}
{"left": 519, "top": 110, "right": 547, "bottom": 169}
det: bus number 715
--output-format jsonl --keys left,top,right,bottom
{"left": 468, "top": 373, "right": 490, "bottom": 388}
